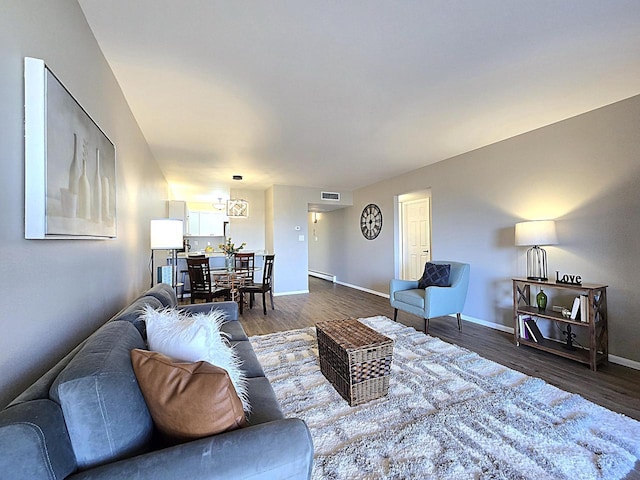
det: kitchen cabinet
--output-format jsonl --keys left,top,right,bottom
{"left": 188, "top": 211, "right": 227, "bottom": 236}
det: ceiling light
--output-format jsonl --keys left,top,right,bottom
{"left": 232, "top": 175, "right": 243, "bottom": 181}
{"left": 212, "top": 197, "right": 226, "bottom": 212}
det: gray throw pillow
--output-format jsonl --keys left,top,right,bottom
{"left": 418, "top": 263, "right": 451, "bottom": 289}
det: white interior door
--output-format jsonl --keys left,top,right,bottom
{"left": 402, "top": 198, "right": 431, "bottom": 280}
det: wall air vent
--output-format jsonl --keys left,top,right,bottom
{"left": 321, "top": 191, "right": 340, "bottom": 201}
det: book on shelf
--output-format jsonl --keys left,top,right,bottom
{"left": 580, "top": 295, "right": 589, "bottom": 323}
{"left": 519, "top": 316, "right": 530, "bottom": 340}
{"left": 570, "top": 296, "right": 581, "bottom": 320}
{"left": 524, "top": 318, "right": 544, "bottom": 344}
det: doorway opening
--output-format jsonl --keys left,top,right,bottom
{"left": 397, "top": 190, "right": 431, "bottom": 280}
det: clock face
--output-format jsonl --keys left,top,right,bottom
{"left": 360, "top": 203, "right": 382, "bottom": 240}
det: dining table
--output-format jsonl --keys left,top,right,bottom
{"left": 210, "top": 267, "right": 261, "bottom": 303}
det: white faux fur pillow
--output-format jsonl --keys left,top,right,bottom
{"left": 142, "top": 306, "right": 250, "bottom": 412}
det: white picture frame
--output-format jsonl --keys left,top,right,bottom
{"left": 24, "top": 57, "right": 116, "bottom": 239}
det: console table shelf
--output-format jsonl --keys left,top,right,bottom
{"left": 512, "top": 278, "right": 608, "bottom": 371}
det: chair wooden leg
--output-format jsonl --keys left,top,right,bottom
{"left": 456, "top": 313, "right": 462, "bottom": 331}
{"left": 393, "top": 308, "right": 398, "bottom": 322}
{"left": 424, "top": 318, "right": 430, "bottom": 334}
{"left": 269, "top": 289, "right": 274, "bottom": 310}
{"left": 180, "top": 271, "right": 188, "bottom": 301}
{"left": 262, "top": 292, "right": 267, "bottom": 315}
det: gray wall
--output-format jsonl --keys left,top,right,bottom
{"left": 0, "top": 1, "right": 168, "bottom": 407}
{"left": 272, "top": 185, "right": 353, "bottom": 294}
{"left": 315, "top": 95, "right": 640, "bottom": 364}
{"left": 228, "top": 188, "right": 266, "bottom": 251}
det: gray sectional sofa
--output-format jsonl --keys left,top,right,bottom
{"left": 0, "top": 283, "right": 313, "bottom": 479}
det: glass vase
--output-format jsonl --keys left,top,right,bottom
{"left": 536, "top": 288, "right": 548, "bottom": 312}
{"left": 225, "top": 254, "right": 234, "bottom": 272}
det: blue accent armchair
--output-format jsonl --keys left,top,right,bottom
{"left": 390, "top": 261, "right": 470, "bottom": 333}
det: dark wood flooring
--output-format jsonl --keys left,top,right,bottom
{"left": 184, "top": 276, "right": 640, "bottom": 478}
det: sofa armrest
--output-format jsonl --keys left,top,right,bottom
{"left": 0, "top": 399, "right": 77, "bottom": 480}
{"left": 68, "top": 418, "right": 314, "bottom": 480}
{"left": 423, "top": 284, "right": 467, "bottom": 318}
{"left": 178, "top": 301, "right": 238, "bottom": 321}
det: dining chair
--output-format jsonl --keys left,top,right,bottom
{"left": 239, "top": 254, "right": 275, "bottom": 315}
{"left": 186, "top": 256, "right": 231, "bottom": 304}
{"left": 179, "top": 253, "right": 204, "bottom": 301}
{"left": 234, "top": 252, "right": 255, "bottom": 285}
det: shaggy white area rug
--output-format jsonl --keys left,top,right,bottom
{"left": 249, "top": 316, "right": 640, "bottom": 480}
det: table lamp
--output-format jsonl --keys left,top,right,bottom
{"left": 515, "top": 220, "right": 558, "bottom": 281}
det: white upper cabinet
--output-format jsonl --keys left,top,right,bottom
{"left": 188, "top": 211, "right": 226, "bottom": 236}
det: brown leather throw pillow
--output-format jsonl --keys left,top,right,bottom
{"left": 131, "top": 349, "right": 247, "bottom": 444}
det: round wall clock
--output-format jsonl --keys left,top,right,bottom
{"left": 360, "top": 203, "right": 382, "bottom": 240}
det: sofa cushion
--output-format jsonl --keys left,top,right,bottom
{"left": 231, "top": 340, "right": 266, "bottom": 378}
{"left": 178, "top": 300, "right": 239, "bottom": 320}
{"left": 143, "top": 306, "right": 249, "bottom": 411}
{"left": 131, "top": 349, "right": 247, "bottom": 444}
{"left": 143, "top": 283, "right": 178, "bottom": 308}
{"left": 0, "top": 399, "right": 76, "bottom": 480}
{"left": 244, "top": 377, "right": 285, "bottom": 426}
{"left": 418, "top": 262, "right": 451, "bottom": 289}
{"left": 220, "top": 320, "right": 248, "bottom": 341}
{"left": 394, "top": 289, "right": 425, "bottom": 308}
{"left": 111, "top": 295, "right": 164, "bottom": 339}
{"left": 49, "top": 321, "right": 153, "bottom": 470}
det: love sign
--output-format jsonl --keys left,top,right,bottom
{"left": 555, "top": 271, "right": 582, "bottom": 285}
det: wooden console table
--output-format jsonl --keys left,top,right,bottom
{"left": 512, "top": 278, "right": 608, "bottom": 371}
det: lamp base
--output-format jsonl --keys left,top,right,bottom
{"left": 526, "top": 246, "right": 548, "bottom": 282}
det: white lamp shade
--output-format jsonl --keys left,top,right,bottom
{"left": 150, "top": 219, "right": 184, "bottom": 249}
{"left": 515, "top": 220, "right": 558, "bottom": 247}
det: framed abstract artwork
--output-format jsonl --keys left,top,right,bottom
{"left": 24, "top": 57, "right": 116, "bottom": 239}
{"left": 227, "top": 199, "right": 249, "bottom": 218}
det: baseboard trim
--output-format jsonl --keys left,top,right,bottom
{"left": 308, "top": 270, "right": 336, "bottom": 282}
{"left": 335, "top": 280, "right": 389, "bottom": 299}
{"left": 608, "top": 354, "right": 640, "bottom": 370}
{"left": 459, "top": 314, "right": 514, "bottom": 334}
{"left": 273, "top": 290, "right": 309, "bottom": 297}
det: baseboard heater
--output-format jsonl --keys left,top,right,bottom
{"left": 308, "top": 270, "right": 336, "bottom": 282}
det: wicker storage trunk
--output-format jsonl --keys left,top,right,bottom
{"left": 316, "top": 318, "right": 394, "bottom": 406}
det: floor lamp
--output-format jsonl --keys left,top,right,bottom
{"left": 515, "top": 220, "right": 558, "bottom": 281}
{"left": 150, "top": 219, "right": 184, "bottom": 291}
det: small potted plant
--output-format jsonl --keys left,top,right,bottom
{"left": 219, "top": 238, "right": 246, "bottom": 271}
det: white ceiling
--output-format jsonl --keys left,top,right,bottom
{"left": 78, "top": 0, "right": 640, "bottom": 201}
